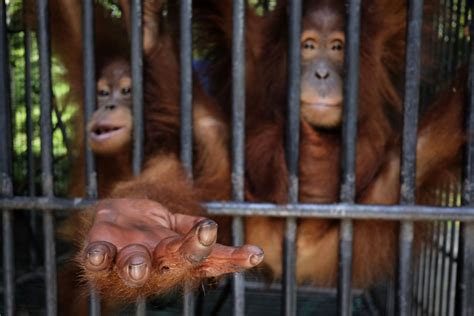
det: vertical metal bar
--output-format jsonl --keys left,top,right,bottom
{"left": 457, "top": 17, "right": 474, "bottom": 315}
{"left": 429, "top": 0, "right": 441, "bottom": 95}
{"left": 422, "top": 225, "right": 433, "bottom": 314}
{"left": 428, "top": 222, "right": 440, "bottom": 314}
{"left": 427, "top": 224, "right": 438, "bottom": 314}
{"left": 442, "top": 221, "right": 453, "bottom": 316}
{"left": 442, "top": 188, "right": 455, "bottom": 316}
{"left": 83, "top": 0, "right": 98, "bottom": 199}
{"left": 411, "top": 254, "right": 418, "bottom": 315}
{"left": 452, "top": 0, "right": 463, "bottom": 70}
{"left": 337, "top": 0, "right": 362, "bottom": 315}
{"left": 456, "top": 224, "right": 474, "bottom": 316}
{"left": 130, "top": 1, "right": 145, "bottom": 313}
{"left": 37, "top": 0, "right": 58, "bottom": 314}
{"left": 434, "top": 222, "right": 446, "bottom": 315}
{"left": 180, "top": 0, "right": 193, "bottom": 177}
{"left": 231, "top": 1, "right": 245, "bottom": 315}
{"left": 414, "top": 238, "right": 427, "bottom": 316}
{"left": 23, "top": 0, "right": 38, "bottom": 270}
{"left": 462, "top": 0, "right": 471, "bottom": 63}
{"left": 448, "top": 222, "right": 461, "bottom": 315}
{"left": 444, "top": 222, "right": 453, "bottom": 316}
{"left": 397, "top": 1, "right": 423, "bottom": 315}
{"left": 131, "top": 0, "right": 144, "bottom": 176}
{"left": 434, "top": 0, "right": 445, "bottom": 93}
{"left": 179, "top": 0, "right": 195, "bottom": 314}
{"left": 431, "top": 191, "right": 446, "bottom": 316}
{"left": 437, "top": 190, "right": 450, "bottom": 316}
{"left": 0, "top": 1, "right": 14, "bottom": 314}
{"left": 82, "top": 1, "right": 101, "bottom": 315}
{"left": 440, "top": 0, "right": 450, "bottom": 87}
{"left": 385, "top": 280, "right": 396, "bottom": 316}
{"left": 445, "top": 0, "right": 455, "bottom": 78}
{"left": 447, "top": 186, "right": 461, "bottom": 316}
{"left": 283, "top": 1, "right": 302, "bottom": 315}
{"left": 450, "top": 220, "right": 460, "bottom": 316}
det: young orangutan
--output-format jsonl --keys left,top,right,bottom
{"left": 40, "top": 0, "right": 230, "bottom": 201}
{"left": 53, "top": 0, "right": 466, "bottom": 306}
{"left": 195, "top": 0, "right": 465, "bottom": 288}
{"left": 66, "top": 59, "right": 134, "bottom": 198}
{"left": 38, "top": 0, "right": 258, "bottom": 305}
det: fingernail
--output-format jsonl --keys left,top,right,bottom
{"left": 197, "top": 220, "right": 218, "bottom": 247}
{"left": 249, "top": 252, "right": 264, "bottom": 266}
{"left": 129, "top": 263, "right": 147, "bottom": 281}
{"left": 88, "top": 249, "right": 105, "bottom": 266}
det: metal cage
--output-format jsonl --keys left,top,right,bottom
{"left": 1, "top": 0, "right": 474, "bottom": 315}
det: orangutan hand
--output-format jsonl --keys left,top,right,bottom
{"left": 80, "top": 199, "right": 263, "bottom": 300}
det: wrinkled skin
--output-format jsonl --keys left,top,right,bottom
{"left": 81, "top": 200, "right": 263, "bottom": 298}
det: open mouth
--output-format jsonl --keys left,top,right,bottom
{"left": 90, "top": 124, "right": 125, "bottom": 141}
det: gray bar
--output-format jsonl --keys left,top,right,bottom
{"left": 339, "top": 0, "right": 361, "bottom": 202}
{"left": 183, "top": 285, "right": 194, "bottom": 316}
{"left": 456, "top": 224, "right": 474, "bottom": 316}
{"left": 23, "top": 0, "right": 38, "bottom": 270}
{"left": 37, "top": 0, "right": 58, "bottom": 314}
{"left": 284, "top": 1, "right": 302, "bottom": 315}
{"left": 82, "top": 0, "right": 98, "bottom": 199}
{"left": 3, "top": 197, "right": 474, "bottom": 220}
{"left": 398, "top": 221, "right": 415, "bottom": 315}
{"left": 43, "top": 212, "right": 57, "bottom": 315}
{"left": 428, "top": 225, "right": 437, "bottom": 315}
{"left": 2, "top": 211, "right": 14, "bottom": 316}
{"left": 457, "top": 15, "right": 474, "bottom": 314}
{"left": 445, "top": 219, "right": 458, "bottom": 315}
{"left": 179, "top": 0, "right": 195, "bottom": 313}
{"left": 180, "top": 0, "right": 193, "bottom": 177}
{"left": 130, "top": 1, "right": 145, "bottom": 314}
{"left": 422, "top": 225, "right": 433, "bottom": 315}
{"left": 337, "top": 219, "right": 353, "bottom": 316}
{"left": 135, "top": 298, "right": 146, "bottom": 316}
{"left": 82, "top": 1, "right": 101, "bottom": 314}
{"left": 231, "top": 0, "right": 245, "bottom": 315}
{"left": 398, "top": 0, "right": 424, "bottom": 314}
{"left": 23, "top": 3, "right": 35, "bottom": 198}
{"left": 0, "top": 0, "right": 14, "bottom": 314}
{"left": 131, "top": 0, "right": 144, "bottom": 176}
{"left": 338, "top": 0, "right": 362, "bottom": 314}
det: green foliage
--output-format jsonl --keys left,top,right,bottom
{"left": 97, "top": 0, "right": 122, "bottom": 17}
{"left": 7, "top": 1, "right": 80, "bottom": 196}
{"left": 248, "top": 0, "right": 276, "bottom": 16}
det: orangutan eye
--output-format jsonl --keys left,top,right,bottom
{"left": 331, "top": 39, "right": 344, "bottom": 51}
{"left": 98, "top": 89, "right": 110, "bottom": 97}
{"left": 121, "top": 87, "right": 132, "bottom": 95}
{"left": 302, "top": 39, "right": 317, "bottom": 50}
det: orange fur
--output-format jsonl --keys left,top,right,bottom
{"left": 199, "top": 0, "right": 466, "bottom": 288}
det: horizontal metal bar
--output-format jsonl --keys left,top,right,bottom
{"left": 0, "top": 197, "right": 96, "bottom": 210}
{"left": 2, "top": 197, "right": 474, "bottom": 221}
{"left": 206, "top": 203, "right": 474, "bottom": 221}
